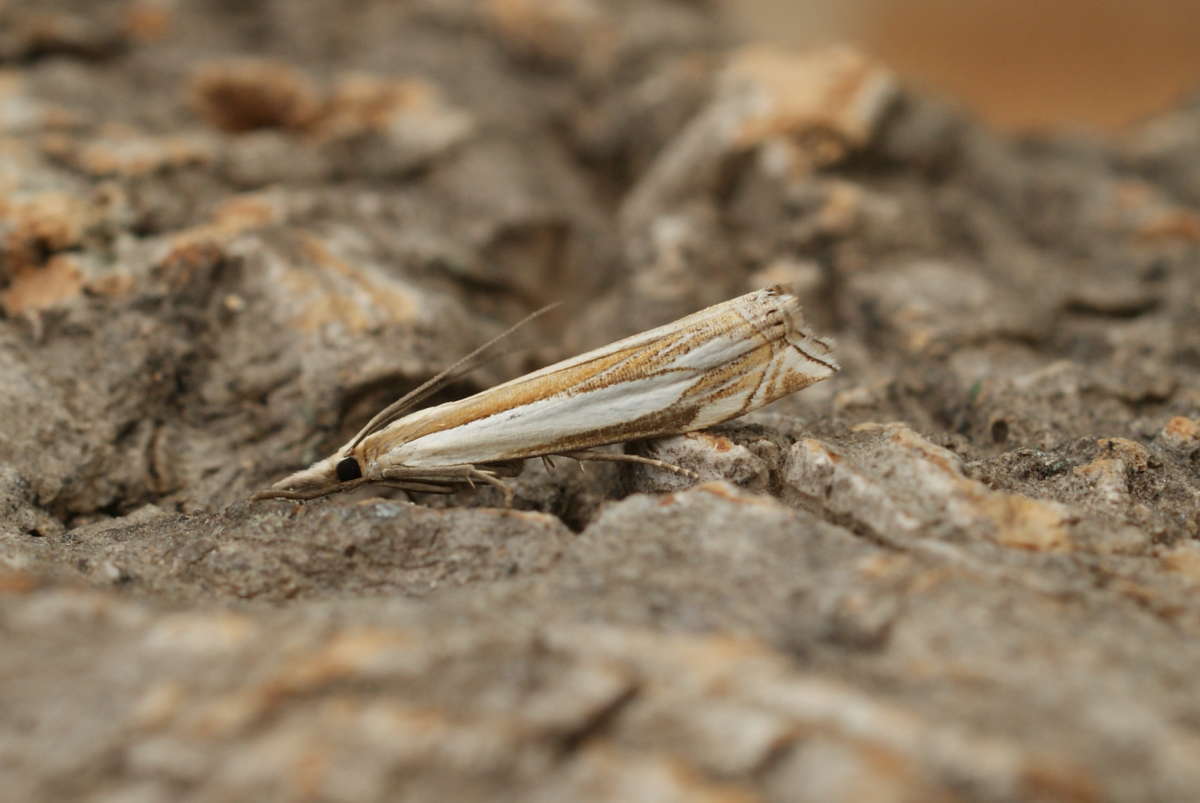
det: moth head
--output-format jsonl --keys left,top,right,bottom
{"left": 253, "top": 451, "right": 369, "bottom": 501}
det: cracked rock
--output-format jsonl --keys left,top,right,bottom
{"left": 3, "top": 1, "right": 1200, "bottom": 801}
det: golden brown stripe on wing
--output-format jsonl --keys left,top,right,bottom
{"left": 678, "top": 344, "right": 772, "bottom": 408}
{"left": 363, "top": 342, "right": 646, "bottom": 461}
{"left": 568, "top": 329, "right": 690, "bottom": 395}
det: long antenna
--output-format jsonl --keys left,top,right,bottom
{"left": 348, "top": 301, "right": 561, "bottom": 449}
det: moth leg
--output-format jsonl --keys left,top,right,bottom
{"left": 380, "top": 465, "right": 514, "bottom": 507}
{"left": 379, "top": 481, "right": 457, "bottom": 494}
{"left": 540, "top": 455, "right": 556, "bottom": 472}
{"left": 559, "top": 449, "right": 699, "bottom": 479}
{"left": 380, "top": 466, "right": 476, "bottom": 485}
{"left": 467, "top": 467, "right": 514, "bottom": 507}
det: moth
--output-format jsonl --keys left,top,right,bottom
{"left": 254, "top": 285, "right": 838, "bottom": 502}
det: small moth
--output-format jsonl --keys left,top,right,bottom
{"left": 255, "top": 285, "right": 837, "bottom": 502}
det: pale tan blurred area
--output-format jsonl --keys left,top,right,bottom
{"left": 729, "top": 0, "right": 1200, "bottom": 131}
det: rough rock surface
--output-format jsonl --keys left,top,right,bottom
{"left": 3, "top": 1, "right": 1200, "bottom": 801}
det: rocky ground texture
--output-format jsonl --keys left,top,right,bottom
{"left": 3, "top": 1, "right": 1200, "bottom": 801}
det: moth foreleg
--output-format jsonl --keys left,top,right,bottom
{"left": 379, "top": 481, "right": 457, "bottom": 494}
{"left": 380, "top": 465, "right": 514, "bottom": 507}
{"left": 558, "top": 449, "right": 699, "bottom": 479}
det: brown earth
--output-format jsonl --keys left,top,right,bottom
{"left": 2, "top": 1, "right": 1200, "bottom": 801}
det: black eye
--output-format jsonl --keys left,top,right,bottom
{"left": 336, "top": 457, "right": 362, "bottom": 482}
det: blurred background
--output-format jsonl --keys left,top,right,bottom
{"left": 730, "top": 0, "right": 1200, "bottom": 131}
